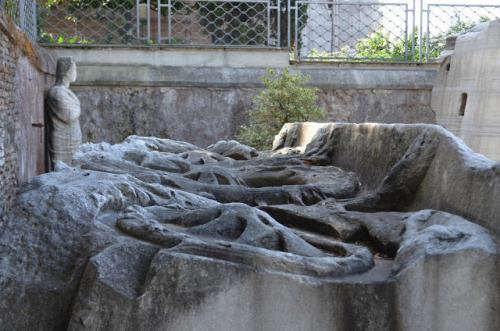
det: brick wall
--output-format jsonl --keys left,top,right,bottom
{"left": 0, "top": 14, "right": 18, "bottom": 216}
{"left": 0, "top": 10, "right": 55, "bottom": 218}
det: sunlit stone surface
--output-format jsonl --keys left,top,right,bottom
{"left": 0, "top": 123, "right": 497, "bottom": 331}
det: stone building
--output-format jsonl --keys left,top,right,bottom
{"left": 432, "top": 19, "right": 500, "bottom": 160}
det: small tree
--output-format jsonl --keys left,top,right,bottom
{"left": 237, "top": 69, "right": 324, "bottom": 150}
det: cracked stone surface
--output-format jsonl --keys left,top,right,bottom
{"left": 0, "top": 131, "right": 497, "bottom": 331}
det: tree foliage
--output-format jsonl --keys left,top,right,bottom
{"left": 41, "top": 0, "right": 136, "bottom": 10}
{"left": 310, "top": 16, "right": 493, "bottom": 62}
{"left": 237, "top": 69, "right": 324, "bottom": 150}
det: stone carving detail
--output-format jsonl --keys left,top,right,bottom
{"left": 46, "top": 57, "right": 82, "bottom": 166}
{"left": 116, "top": 203, "right": 373, "bottom": 277}
{"left": 206, "top": 140, "right": 258, "bottom": 160}
{"left": 0, "top": 126, "right": 497, "bottom": 330}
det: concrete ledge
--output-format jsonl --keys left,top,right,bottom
{"left": 71, "top": 63, "right": 437, "bottom": 89}
{"left": 46, "top": 46, "right": 290, "bottom": 68}
{"left": 45, "top": 46, "right": 437, "bottom": 89}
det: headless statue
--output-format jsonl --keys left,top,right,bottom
{"left": 47, "top": 57, "right": 82, "bottom": 167}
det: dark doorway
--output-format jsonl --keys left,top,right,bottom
{"left": 459, "top": 93, "right": 468, "bottom": 116}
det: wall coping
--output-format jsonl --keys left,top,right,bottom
{"left": 68, "top": 63, "right": 437, "bottom": 90}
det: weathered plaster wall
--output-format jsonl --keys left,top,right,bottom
{"left": 47, "top": 47, "right": 437, "bottom": 147}
{"left": 0, "top": 11, "right": 55, "bottom": 217}
{"left": 432, "top": 19, "right": 500, "bottom": 160}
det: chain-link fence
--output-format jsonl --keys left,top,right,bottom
{"left": 423, "top": 2, "right": 500, "bottom": 61}
{"left": 37, "top": 1, "right": 138, "bottom": 45}
{"left": 290, "top": 0, "right": 500, "bottom": 62}
{"left": 1, "top": 0, "right": 37, "bottom": 39}
{"left": 36, "top": 0, "right": 281, "bottom": 47}
{"left": 156, "top": 0, "right": 281, "bottom": 47}
{"left": 291, "top": 0, "right": 414, "bottom": 61}
{"left": 3, "top": 0, "right": 500, "bottom": 62}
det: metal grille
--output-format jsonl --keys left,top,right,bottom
{"left": 1, "top": 0, "right": 37, "bottom": 40}
{"left": 424, "top": 3, "right": 500, "bottom": 61}
{"left": 37, "top": 0, "right": 281, "bottom": 47}
{"left": 38, "top": 1, "right": 139, "bottom": 45}
{"left": 3, "top": 0, "right": 498, "bottom": 62}
{"left": 293, "top": 0, "right": 412, "bottom": 61}
{"left": 157, "top": 0, "right": 280, "bottom": 46}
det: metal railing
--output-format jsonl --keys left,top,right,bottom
{"left": 37, "top": 0, "right": 281, "bottom": 47}
{"left": 423, "top": 2, "right": 500, "bottom": 61}
{"left": 1, "top": 0, "right": 37, "bottom": 40}
{"left": 3, "top": 0, "right": 500, "bottom": 62}
{"left": 290, "top": 0, "right": 415, "bottom": 62}
{"left": 154, "top": 0, "right": 281, "bottom": 47}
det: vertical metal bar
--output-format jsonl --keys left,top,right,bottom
{"left": 267, "top": 0, "right": 271, "bottom": 46}
{"left": 157, "top": 0, "right": 162, "bottom": 43}
{"left": 294, "top": 1, "right": 299, "bottom": 60}
{"left": 167, "top": 0, "right": 172, "bottom": 44}
{"left": 33, "top": 0, "right": 37, "bottom": 40}
{"left": 277, "top": 0, "right": 281, "bottom": 47}
{"left": 330, "top": 3, "right": 334, "bottom": 54}
{"left": 419, "top": 0, "right": 423, "bottom": 63}
{"left": 332, "top": 1, "right": 338, "bottom": 54}
{"left": 412, "top": 0, "right": 415, "bottom": 62}
{"left": 136, "top": 0, "right": 140, "bottom": 39}
{"left": 287, "top": 0, "right": 291, "bottom": 49}
{"left": 404, "top": 4, "right": 408, "bottom": 62}
{"left": 426, "top": 4, "right": 430, "bottom": 62}
{"left": 147, "top": 0, "right": 151, "bottom": 42}
{"left": 19, "top": 0, "right": 25, "bottom": 30}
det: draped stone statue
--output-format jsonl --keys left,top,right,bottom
{"left": 47, "top": 57, "right": 82, "bottom": 167}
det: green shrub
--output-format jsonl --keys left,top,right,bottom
{"left": 237, "top": 68, "right": 324, "bottom": 150}
{"left": 306, "top": 18, "right": 493, "bottom": 62}
{"left": 39, "top": 32, "right": 93, "bottom": 44}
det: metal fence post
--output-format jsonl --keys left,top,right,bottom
{"left": 294, "top": 0, "right": 299, "bottom": 60}
{"left": 425, "top": 4, "right": 430, "bottom": 62}
{"left": 419, "top": 0, "right": 423, "bottom": 63}
{"left": 277, "top": 0, "right": 281, "bottom": 47}
{"left": 19, "top": 0, "right": 25, "bottom": 30}
{"left": 32, "top": 0, "right": 37, "bottom": 40}
{"left": 411, "top": 0, "right": 415, "bottom": 62}
{"left": 147, "top": 0, "right": 151, "bottom": 42}
{"left": 267, "top": 0, "right": 271, "bottom": 46}
{"left": 168, "top": 0, "right": 172, "bottom": 44}
{"left": 157, "top": 0, "right": 161, "bottom": 44}
{"left": 404, "top": 2, "right": 408, "bottom": 62}
{"left": 136, "top": 0, "right": 140, "bottom": 40}
{"left": 287, "top": 0, "right": 291, "bottom": 49}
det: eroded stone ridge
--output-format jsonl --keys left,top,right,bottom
{"left": 0, "top": 129, "right": 496, "bottom": 330}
